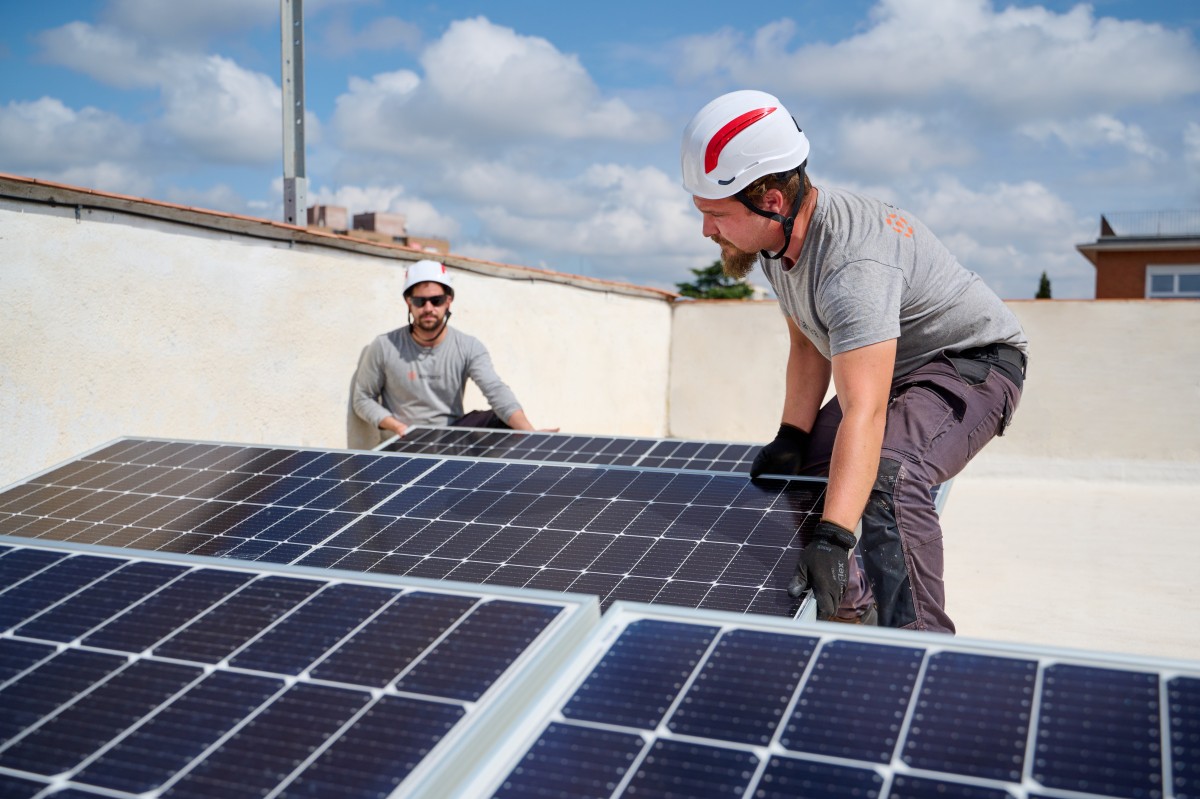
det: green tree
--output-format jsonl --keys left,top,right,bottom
{"left": 676, "top": 260, "right": 754, "bottom": 299}
{"left": 1036, "top": 270, "right": 1052, "bottom": 299}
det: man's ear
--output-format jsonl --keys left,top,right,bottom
{"left": 760, "top": 188, "right": 788, "bottom": 214}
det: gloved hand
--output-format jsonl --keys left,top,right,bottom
{"left": 749, "top": 423, "right": 810, "bottom": 478}
{"left": 787, "top": 520, "right": 857, "bottom": 619}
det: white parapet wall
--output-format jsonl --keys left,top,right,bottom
{"left": 669, "top": 298, "right": 1200, "bottom": 472}
{"left": 0, "top": 177, "right": 672, "bottom": 486}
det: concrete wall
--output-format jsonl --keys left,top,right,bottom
{"left": 0, "top": 195, "right": 671, "bottom": 487}
{"left": 669, "top": 299, "right": 1200, "bottom": 470}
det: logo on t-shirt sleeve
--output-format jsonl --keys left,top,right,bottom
{"left": 885, "top": 212, "right": 914, "bottom": 238}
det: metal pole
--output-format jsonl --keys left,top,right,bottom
{"left": 281, "top": 0, "right": 307, "bottom": 225}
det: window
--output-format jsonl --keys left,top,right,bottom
{"left": 1146, "top": 265, "right": 1200, "bottom": 298}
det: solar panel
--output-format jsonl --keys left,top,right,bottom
{"left": 0, "top": 437, "right": 818, "bottom": 618}
{"left": 0, "top": 537, "right": 596, "bottom": 798}
{"left": 377, "top": 425, "right": 759, "bottom": 473}
{"left": 379, "top": 426, "right": 952, "bottom": 512}
{"left": 465, "top": 602, "right": 1200, "bottom": 798}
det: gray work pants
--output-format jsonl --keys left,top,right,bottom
{"left": 800, "top": 352, "right": 1023, "bottom": 633}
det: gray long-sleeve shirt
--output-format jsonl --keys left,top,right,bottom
{"left": 351, "top": 326, "right": 522, "bottom": 430}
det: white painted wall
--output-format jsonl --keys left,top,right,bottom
{"left": 669, "top": 298, "right": 1200, "bottom": 468}
{"left": 0, "top": 198, "right": 670, "bottom": 486}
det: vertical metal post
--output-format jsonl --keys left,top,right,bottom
{"left": 281, "top": 0, "right": 307, "bottom": 225}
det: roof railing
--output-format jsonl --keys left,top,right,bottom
{"left": 1099, "top": 210, "right": 1200, "bottom": 239}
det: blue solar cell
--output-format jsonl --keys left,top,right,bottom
{"left": 74, "top": 670, "right": 281, "bottom": 793}
{"left": 624, "top": 738, "right": 758, "bottom": 796}
{"left": 276, "top": 695, "right": 465, "bottom": 798}
{"left": 904, "top": 652, "right": 1036, "bottom": 782}
{"left": 82, "top": 568, "right": 252, "bottom": 652}
{"left": 0, "top": 774, "right": 47, "bottom": 798}
{"left": 396, "top": 600, "right": 561, "bottom": 702}
{"left": 492, "top": 722, "right": 645, "bottom": 799}
{"left": 152, "top": 575, "right": 322, "bottom": 663}
{"left": 563, "top": 619, "right": 717, "bottom": 729}
{"left": 0, "top": 547, "right": 66, "bottom": 588}
{"left": 1171, "top": 676, "right": 1200, "bottom": 798}
{"left": 1034, "top": 663, "right": 1162, "bottom": 797}
{"left": 0, "top": 659, "right": 201, "bottom": 775}
{"left": 782, "top": 640, "right": 925, "bottom": 763}
{"left": 158, "top": 683, "right": 370, "bottom": 799}
{"left": 890, "top": 775, "right": 1018, "bottom": 799}
{"left": 752, "top": 755, "right": 884, "bottom": 798}
{"left": 0, "top": 554, "right": 123, "bottom": 630}
{"left": 15, "top": 560, "right": 187, "bottom": 642}
{"left": 669, "top": 628, "right": 817, "bottom": 745}
{"left": 229, "top": 583, "right": 398, "bottom": 674}
{"left": 0, "top": 648, "right": 127, "bottom": 745}
{"left": 310, "top": 591, "right": 477, "bottom": 687}
{"left": 0, "top": 638, "right": 55, "bottom": 683}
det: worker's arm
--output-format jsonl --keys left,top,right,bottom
{"left": 751, "top": 317, "right": 831, "bottom": 477}
{"left": 787, "top": 337, "right": 895, "bottom": 616}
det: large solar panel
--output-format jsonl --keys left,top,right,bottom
{"left": 0, "top": 437, "right": 819, "bottom": 618}
{"left": 0, "top": 537, "right": 596, "bottom": 799}
{"left": 376, "top": 426, "right": 759, "bottom": 473}
{"left": 465, "top": 602, "right": 1200, "bottom": 799}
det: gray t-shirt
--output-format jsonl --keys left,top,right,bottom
{"left": 351, "top": 326, "right": 522, "bottom": 429}
{"left": 762, "top": 186, "right": 1027, "bottom": 378}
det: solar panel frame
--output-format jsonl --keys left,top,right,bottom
{"left": 462, "top": 601, "right": 1200, "bottom": 799}
{"left": 0, "top": 535, "right": 599, "bottom": 799}
{"left": 0, "top": 437, "right": 822, "bottom": 620}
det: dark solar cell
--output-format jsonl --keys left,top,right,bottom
{"left": 903, "top": 652, "right": 1036, "bottom": 782}
{"left": 395, "top": 600, "right": 561, "bottom": 702}
{"left": 0, "top": 554, "right": 123, "bottom": 630}
{"left": 0, "top": 648, "right": 127, "bottom": 745}
{"left": 890, "top": 775, "right": 1018, "bottom": 799}
{"left": 0, "top": 774, "right": 45, "bottom": 799}
{"left": 0, "top": 659, "right": 201, "bottom": 775}
{"left": 309, "top": 591, "right": 477, "bottom": 688}
{"left": 783, "top": 640, "right": 924, "bottom": 763}
{"left": 277, "top": 694, "right": 465, "bottom": 798}
{"left": 668, "top": 629, "right": 817, "bottom": 745}
{"left": 0, "top": 639, "right": 56, "bottom": 683}
{"left": 0, "top": 546, "right": 66, "bottom": 586}
{"left": 1033, "top": 663, "right": 1163, "bottom": 796}
{"left": 492, "top": 722, "right": 645, "bottom": 799}
{"left": 1171, "top": 677, "right": 1200, "bottom": 798}
{"left": 14, "top": 560, "right": 187, "bottom": 642}
{"left": 563, "top": 619, "right": 716, "bottom": 729}
{"left": 623, "top": 738, "right": 758, "bottom": 797}
{"left": 752, "top": 755, "right": 885, "bottom": 798}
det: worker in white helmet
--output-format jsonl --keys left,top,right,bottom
{"left": 682, "top": 90, "right": 1028, "bottom": 632}
{"left": 351, "top": 259, "right": 552, "bottom": 441}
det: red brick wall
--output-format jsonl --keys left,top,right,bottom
{"left": 1093, "top": 247, "right": 1200, "bottom": 298}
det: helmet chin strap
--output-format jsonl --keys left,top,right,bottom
{"left": 409, "top": 309, "right": 452, "bottom": 345}
{"left": 734, "top": 164, "right": 806, "bottom": 260}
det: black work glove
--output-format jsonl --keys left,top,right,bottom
{"left": 787, "top": 520, "right": 857, "bottom": 619}
{"left": 749, "top": 423, "right": 810, "bottom": 478}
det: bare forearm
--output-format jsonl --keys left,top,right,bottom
{"left": 822, "top": 408, "right": 885, "bottom": 529}
{"left": 506, "top": 409, "right": 535, "bottom": 431}
{"left": 781, "top": 320, "right": 831, "bottom": 432}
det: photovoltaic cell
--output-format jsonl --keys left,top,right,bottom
{"left": 468, "top": 603, "right": 1200, "bottom": 799}
{"left": 0, "top": 539, "right": 586, "bottom": 799}
{"left": 380, "top": 425, "right": 759, "bottom": 473}
{"left": 0, "top": 437, "right": 824, "bottom": 617}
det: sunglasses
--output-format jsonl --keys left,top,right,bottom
{"left": 409, "top": 294, "right": 449, "bottom": 308}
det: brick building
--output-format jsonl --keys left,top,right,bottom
{"left": 1077, "top": 211, "right": 1200, "bottom": 298}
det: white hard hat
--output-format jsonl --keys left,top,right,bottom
{"left": 402, "top": 259, "right": 454, "bottom": 297}
{"left": 681, "top": 90, "right": 810, "bottom": 199}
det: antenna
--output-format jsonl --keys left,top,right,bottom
{"left": 280, "top": 0, "right": 307, "bottom": 225}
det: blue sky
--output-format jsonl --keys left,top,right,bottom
{"left": 2, "top": 0, "right": 1198, "bottom": 298}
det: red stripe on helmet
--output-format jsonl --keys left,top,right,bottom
{"left": 705, "top": 107, "right": 776, "bottom": 174}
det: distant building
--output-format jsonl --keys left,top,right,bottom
{"left": 1077, "top": 211, "right": 1200, "bottom": 299}
{"left": 306, "top": 205, "right": 450, "bottom": 254}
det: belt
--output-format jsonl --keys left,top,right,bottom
{"left": 956, "top": 343, "right": 1027, "bottom": 379}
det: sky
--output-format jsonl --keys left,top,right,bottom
{"left": 1, "top": 0, "right": 1198, "bottom": 299}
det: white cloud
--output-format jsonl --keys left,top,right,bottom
{"left": 53, "top": 163, "right": 154, "bottom": 199}
{"left": 102, "top": 0, "right": 274, "bottom": 44}
{"left": 1019, "top": 114, "right": 1165, "bottom": 160}
{"left": 36, "top": 21, "right": 159, "bottom": 89}
{"left": 1185, "top": 122, "right": 1200, "bottom": 169}
{"left": 835, "top": 112, "right": 975, "bottom": 178}
{"left": 908, "top": 177, "right": 1096, "bottom": 298}
{"left": 322, "top": 16, "right": 422, "bottom": 57}
{"left": 308, "top": 184, "right": 461, "bottom": 238}
{"left": 674, "top": 0, "right": 1200, "bottom": 120}
{"left": 0, "top": 98, "right": 142, "bottom": 172}
{"left": 164, "top": 183, "right": 251, "bottom": 214}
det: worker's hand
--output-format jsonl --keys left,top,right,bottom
{"left": 380, "top": 417, "right": 408, "bottom": 438}
{"left": 749, "top": 423, "right": 810, "bottom": 478}
{"left": 787, "top": 520, "right": 857, "bottom": 619}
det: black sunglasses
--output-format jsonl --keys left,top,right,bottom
{"left": 409, "top": 294, "right": 449, "bottom": 308}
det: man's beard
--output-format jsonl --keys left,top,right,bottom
{"left": 712, "top": 236, "right": 758, "bottom": 279}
